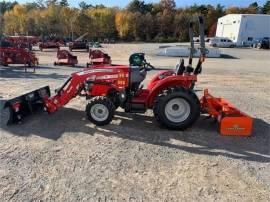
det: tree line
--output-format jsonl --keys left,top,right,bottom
{"left": 0, "top": 0, "right": 269, "bottom": 42}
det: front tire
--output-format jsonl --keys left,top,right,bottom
{"left": 86, "top": 96, "right": 115, "bottom": 126}
{"left": 153, "top": 87, "right": 200, "bottom": 130}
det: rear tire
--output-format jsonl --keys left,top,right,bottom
{"left": 86, "top": 96, "right": 115, "bottom": 126}
{"left": 153, "top": 87, "right": 200, "bottom": 130}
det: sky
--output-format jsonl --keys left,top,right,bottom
{"left": 11, "top": 0, "right": 268, "bottom": 8}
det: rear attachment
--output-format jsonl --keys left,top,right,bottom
{"left": 4, "top": 86, "right": 51, "bottom": 124}
{"left": 200, "top": 89, "right": 253, "bottom": 136}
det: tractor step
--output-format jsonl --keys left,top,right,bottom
{"left": 200, "top": 89, "right": 253, "bottom": 136}
{"left": 4, "top": 86, "right": 51, "bottom": 124}
{"left": 125, "top": 103, "right": 146, "bottom": 113}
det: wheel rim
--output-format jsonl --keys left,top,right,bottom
{"left": 90, "top": 104, "right": 109, "bottom": 122}
{"left": 165, "top": 98, "right": 191, "bottom": 123}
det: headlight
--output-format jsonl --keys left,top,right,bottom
{"left": 159, "top": 75, "right": 165, "bottom": 79}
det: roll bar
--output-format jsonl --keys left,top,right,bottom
{"left": 188, "top": 16, "right": 206, "bottom": 75}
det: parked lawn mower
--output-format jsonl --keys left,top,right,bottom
{"left": 4, "top": 16, "right": 253, "bottom": 136}
{"left": 0, "top": 46, "right": 38, "bottom": 72}
{"left": 54, "top": 50, "right": 78, "bottom": 66}
{"left": 86, "top": 49, "right": 111, "bottom": 67}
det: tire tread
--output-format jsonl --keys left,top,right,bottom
{"left": 86, "top": 96, "right": 115, "bottom": 126}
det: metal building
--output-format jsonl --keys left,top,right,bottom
{"left": 216, "top": 14, "right": 270, "bottom": 46}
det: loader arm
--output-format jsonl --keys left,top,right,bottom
{"left": 43, "top": 69, "right": 121, "bottom": 113}
{"left": 43, "top": 75, "right": 85, "bottom": 113}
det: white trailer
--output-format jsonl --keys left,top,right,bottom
{"left": 216, "top": 14, "right": 270, "bottom": 46}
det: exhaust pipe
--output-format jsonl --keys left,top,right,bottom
{"left": 4, "top": 86, "right": 51, "bottom": 124}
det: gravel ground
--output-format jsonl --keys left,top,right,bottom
{"left": 0, "top": 43, "right": 269, "bottom": 201}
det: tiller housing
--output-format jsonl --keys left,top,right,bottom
{"left": 200, "top": 89, "right": 253, "bottom": 136}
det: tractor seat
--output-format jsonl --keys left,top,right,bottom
{"left": 130, "top": 66, "right": 147, "bottom": 91}
{"left": 175, "top": 59, "right": 185, "bottom": 75}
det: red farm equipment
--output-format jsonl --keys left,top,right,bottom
{"left": 54, "top": 50, "right": 78, "bottom": 66}
{"left": 0, "top": 46, "right": 39, "bottom": 72}
{"left": 68, "top": 33, "right": 89, "bottom": 52}
{"left": 4, "top": 36, "right": 39, "bottom": 50}
{"left": 69, "top": 41, "right": 89, "bottom": 52}
{"left": 86, "top": 49, "right": 111, "bottom": 67}
{"left": 39, "top": 40, "right": 61, "bottom": 51}
{"left": 3, "top": 17, "right": 253, "bottom": 136}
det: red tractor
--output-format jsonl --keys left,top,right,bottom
{"left": 4, "top": 17, "right": 253, "bottom": 136}
{"left": 4, "top": 53, "right": 201, "bottom": 129}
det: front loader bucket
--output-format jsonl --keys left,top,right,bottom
{"left": 200, "top": 89, "right": 253, "bottom": 136}
{"left": 4, "top": 86, "right": 51, "bottom": 125}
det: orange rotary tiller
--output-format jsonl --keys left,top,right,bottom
{"left": 200, "top": 89, "right": 253, "bottom": 136}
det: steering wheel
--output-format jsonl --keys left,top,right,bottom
{"left": 143, "top": 60, "right": 155, "bottom": 71}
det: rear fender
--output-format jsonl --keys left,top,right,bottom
{"left": 147, "top": 70, "right": 174, "bottom": 90}
{"left": 146, "top": 75, "right": 197, "bottom": 108}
